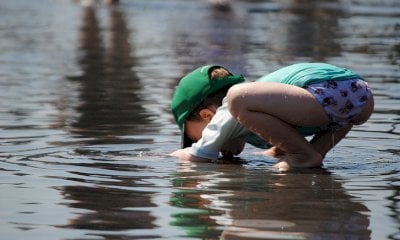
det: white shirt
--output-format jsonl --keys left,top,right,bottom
{"left": 189, "top": 97, "right": 251, "bottom": 160}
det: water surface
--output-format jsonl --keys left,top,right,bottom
{"left": 0, "top": 0, "right": 399, "bottom": 239}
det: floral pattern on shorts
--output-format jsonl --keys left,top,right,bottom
{"left": 305, "top": 79, "right": 370, "bottom": 130}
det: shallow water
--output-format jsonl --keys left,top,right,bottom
{"left": 0, "top": 0, "right": 399, "bottom": 239}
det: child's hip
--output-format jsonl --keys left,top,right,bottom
{"left": 305, "top": 78, "right": 372, "bottom": 130}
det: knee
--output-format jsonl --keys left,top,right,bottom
{"left": 227, "top": 84, "right": 245, "bottom": 118}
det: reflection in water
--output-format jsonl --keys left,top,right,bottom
{"left": 59, "top": 185, "right": 156, "bottom": 231}
{"left": 387, "top": 173, "right": 400, "bottom": 240}
{"left": 246, "top": 0, "right": 343, "bottom": 67}
{"left": 284, "top": 0, "right": 342, "bottom": 60}
{"left": 171, "top": 162, "right": 371, "bottom": 239}
{"left": 68, "top": 4, "right": 155, "bottom": 142}
{"left": 376, "top": 171, "right": 399, "bottom": 240}
{"left": 173, "top": 2, "right": 247, "bottom": 77}
{"left": 59, "top": 4, "right": 158, "bottom": 235}
{"left": 0, "top": 0, "right": 399, "bottom": 239}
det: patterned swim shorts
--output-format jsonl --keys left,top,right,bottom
{"left": 305, "top": 79, "right": 371, "bottom": 129}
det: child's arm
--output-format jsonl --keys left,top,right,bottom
{"left": 170, "top": 148, "right": 211, "bottom": 162}
{"left": 171, "top": 137, "right": 245, "bottom": 162}
{"left": 171, "top": 138, "right": 246, "bottom": 162}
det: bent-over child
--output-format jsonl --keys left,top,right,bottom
{"left": 170, "top": 63, "right": 374, "bottom": 170}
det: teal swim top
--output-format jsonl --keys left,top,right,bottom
{"left": 257, "top": 63, "right": 362, "bottom": 86}
{"left": 256, "top": 63, "right": 363, "bottom": 137}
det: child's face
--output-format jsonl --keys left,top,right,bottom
{"left": 184, "top": 106, "right": 217, "bottom": 142}
{"left": 184, "top": 118, "right": 210, "bottom": 142}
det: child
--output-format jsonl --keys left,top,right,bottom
{"left": 171, "top": 63, "right": 374, "bottom": 170}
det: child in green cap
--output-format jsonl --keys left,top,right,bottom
{"left": 171, "top": 63, "right": 374, "bottom": 170}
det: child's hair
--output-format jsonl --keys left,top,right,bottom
{"left": 186, "top": 67, "right": 231, "bottom": 121}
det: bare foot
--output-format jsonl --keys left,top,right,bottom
{"left": 274, "top": 151, "right": 323, "bottom": 171}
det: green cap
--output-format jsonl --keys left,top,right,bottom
{"left": 171, "top": 65, "right": 245, "bottom": 148}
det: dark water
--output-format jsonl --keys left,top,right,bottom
{"left": 0, "top": 0, "right": 399, "bottom": 239}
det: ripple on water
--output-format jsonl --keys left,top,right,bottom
{"left": 0, "top": 0, "right": 399, "bottom": 239}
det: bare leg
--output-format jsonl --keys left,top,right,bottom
{"left": 227, "top": 82, "right": 330, "bottom": 168}
{"left": 258, "top": 146, "right": 285, "bottom": 157}
{"left": 310, "top": 126, "right": 352, "bottom": 158}
{"left": 311, "top": 94, "right": 374, "bottom": 157}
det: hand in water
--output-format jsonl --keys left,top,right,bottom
{"left": 170, "top": 148, "right": 210, "bottom": 162}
